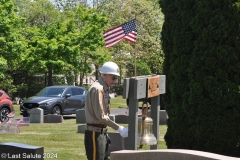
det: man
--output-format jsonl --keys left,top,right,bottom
{"left": 84, "top": 61, "right": 128, "bottom": 160}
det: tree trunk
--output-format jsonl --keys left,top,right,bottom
{"left": 47, "top": 66, "right": 53, "bottom": 86}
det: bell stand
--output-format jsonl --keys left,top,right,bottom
{"left": 122, "top": 75, "right": 166, "bottom": 150}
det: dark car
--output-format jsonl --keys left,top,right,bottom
{"left": 20, "top": 86, "right": 88, "bottom": 117}
{"left": 0, "top": 90, "right": 14, "bottom": 122}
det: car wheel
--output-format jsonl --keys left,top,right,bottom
{"left": 0, "top": 107, "right": 10, "bottom": 122}
{"left": 52, "top": 106, "right": 62, "bottom": 115}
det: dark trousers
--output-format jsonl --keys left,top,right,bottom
{"left": 84, "top": 130, "right": 110, "bottom": 160}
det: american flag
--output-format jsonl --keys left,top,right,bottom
{"left": 103, "top": 19, "right": 137, "bottom": 48}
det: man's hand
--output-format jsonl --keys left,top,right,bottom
{"left": 118, "top": 126, "right": 128, "bottom": 138}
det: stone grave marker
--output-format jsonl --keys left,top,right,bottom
{"left": 44, "top": 114, "right": 63, "bottom": 123}
{"left": 114, "top": 115, "right": 129, "bottom": 124}
{"left": 0, "top": 123, "right": 20, "bottom": 134}
{"left": 107, "top": 132, "right": 129, "bottom": 156}
{"left": 109, "top": 115, "right": 116, "bottom": 122}
{"left": 76, "top": 109, "right": 86, "bottom": 124}
{"left": 77, "top": 124, "right": 86, "bottom": 133}
{"left": 29, "top": 108, "right": 43, "bottom": 123}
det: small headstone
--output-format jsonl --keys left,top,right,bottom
{"left": 107, "top": 132, "right": 129, "bottom": 156}
{"left": 114, "top": 115, "right": 129, "bottom": 124}
{"left": 77, "top": 124, "right": 86, "bottom": 133}
{"left": 44, "top": 114, "right": 63, "bottom": 123}
{"left": 0, "top": 123, "right": 20, "bottom": 134}
{"left": 160, "top": 110, "right": 168, "bottom": 125}
{"left": 76, "top": 109, "right": 86, "bottom": 124}
{"left": 109, "top": 115, "right": 115, "bottom": 122}
{"left": 147, "top": 110, "right": 168, "bottom": 125}
{"left": 29, "top": 108, "right": 43, "bottom": 123}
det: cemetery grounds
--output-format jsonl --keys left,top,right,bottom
{"left": 0, "top": 96, "right": 167, "bottom": 160}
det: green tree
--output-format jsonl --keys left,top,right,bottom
{"left": 0, "top": 0, "right": 25, "bottom": 95}
{"left": 97, "top": 0, "right": 164, "bottom": 77}
{"left": 14, "top": 0, "right": 62, "bottom": 27}
{"left": 16, "top": 1, "right": 107, "bottom": 86}
{"left": 89, "top": 47, "right": 111, "bottom": 81}
{"left": 160, "top": 0, "right": 240, "bottom": 157}
{"left": 56, "top": 5, "right": 108, "bottom": 85}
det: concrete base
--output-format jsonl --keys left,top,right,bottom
{"left": 110, "top": 149, "right": 240, "bottom": 160}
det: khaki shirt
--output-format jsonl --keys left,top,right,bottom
{"left": 85, "top": 77, "right": 119, "bottom": 130}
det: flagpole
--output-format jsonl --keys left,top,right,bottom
{"left": 134, "top": 16, "right": 137, "bottom": 78}
{"left": 134, "top": 47, "right": 136, "bottom": 78}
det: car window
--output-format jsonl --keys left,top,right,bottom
{"left": 36, "top": 87, "right": 65, "bottom": 97}
{"left": 65, "top": 88, "right": 72, "bottom": 95}
{"left": 72, "top": 88, "right": 83, "bottom": 96}
{"left": 48, "top": 88, "right": 64, "bottom": 96}
{"left": 79, "top": 89, "right": 84, "bottom": 95}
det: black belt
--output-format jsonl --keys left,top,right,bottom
{"left": 87, "top": 123, "right": 107, "bottom": 128}
{"left": 86, "top": 125, "right": 108, "bottom": 133}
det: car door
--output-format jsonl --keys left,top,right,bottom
{"left": 72, "top": 88, "right": 86, "bottom": 111}
{"left": 62, "top": 88, "right": 76, "bottom": 114}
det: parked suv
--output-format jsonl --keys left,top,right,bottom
{"left": 20, "top": 86, "right": 88, "bottom": 117}
{"left": 0, "top": 90, "right": 14, "bottom": 122}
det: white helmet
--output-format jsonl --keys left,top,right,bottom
{"left": 100, "top": 61, "right": 120, "bottom": 76}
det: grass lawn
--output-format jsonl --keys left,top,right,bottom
{"left": 1, "top": 96, "right": 167, "bottom": 160}
{"left": 110, "top": 96, "right": 128, "bottom": 108}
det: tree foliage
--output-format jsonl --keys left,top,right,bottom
{"left": 15, "top": 0, "right": 107, "bottom": 87}
{"left": 1, "top": 0, "right": 164, "bottom": 98}
{"left": 160, "top": 0, "right": 240, "bottom": 157}
{"left": 97, "top": 0, "right": 164, "bottom": 77}
{"left": 0, "top": 0, "right": 25, "bottom": 95}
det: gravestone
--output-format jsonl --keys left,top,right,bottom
{"left": 0, "top": 142, "right": 44, "bottom": 160}
{"left": 0, "top": 123, "right": 20, "bottom": 134}
{"left": 29, "top": 108, "right": 43, "bottom": 123}
{"left": 108, "top": 132, "right": 129, "bottom": 156}
{"left": 114, "top": 115, "right": 129, "bottom": 124}
{"left": 44, "top": 114, "right": 63, "bottom": 123}
{"left": 109, "top": 115, "right": 115, "bottom": 122}
{"left": 77, "top": 124, "right": 86, "bottom": 133}
{"left": 159, "top": 110, "right": 168, "bottom": 125}
{"left": 147, "top": 110, "right": 168, "bottom": 125}
{"left": 76, "top": 109, "right": 86, "bottom": 124}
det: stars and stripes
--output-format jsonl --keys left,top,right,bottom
{"left": 123, "top": 29, "right": 137, "bottom": 43}
{"left": 103, "top": 19, "right": 137, "bottom": 48}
